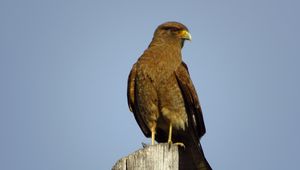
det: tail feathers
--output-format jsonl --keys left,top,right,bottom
{"left": 178, "top": 139, "right": 212, "bottom": 170}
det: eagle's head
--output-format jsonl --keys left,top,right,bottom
{"left": 152, "top": 21, "right": 191, "bottom": 48}
{"left": 155, "top": 22, "right": 191, "bottom": 40}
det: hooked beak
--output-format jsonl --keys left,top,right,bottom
{"left": 179, "top": 30, "right": 192, "bottom": 41}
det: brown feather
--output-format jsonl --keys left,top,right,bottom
{"left": 175, "top": 62, "right": 206, "bottom": 138}
{"left": 127, "top": 21, "right": 211, "bottom": 169}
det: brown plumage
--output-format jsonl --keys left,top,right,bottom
{"left": 127, "top": 22, "right": 212, "bottom": 170}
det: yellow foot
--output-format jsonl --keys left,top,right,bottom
{"left": 168, "top": 140, "right": 185, "bottom": 149}
{"left": 174, "top": 142, "right": 185, "bottom": 148}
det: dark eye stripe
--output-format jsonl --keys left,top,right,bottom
{"left": 162, "top": 26, "right": 180, "bottom": 31}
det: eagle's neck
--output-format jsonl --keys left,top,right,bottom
{"left": 137, "top": 37, "right": 183, "bottom": 83}
{"left": 148, "top": 36, "right": 183, "bottom": 50}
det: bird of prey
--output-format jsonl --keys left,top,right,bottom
{"left": 127, "top": 22, "right": 211, "bottom": 170}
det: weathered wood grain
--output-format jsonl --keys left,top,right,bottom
{"left": 112, "top": 143, "right": 179, "bottom": 170}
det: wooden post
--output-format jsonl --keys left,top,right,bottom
{"left": 112, "top": 143, "right": 179, "bottom": 170}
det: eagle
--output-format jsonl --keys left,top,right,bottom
{"left": 127, "top": 22, "right": 212, "bottom": 170}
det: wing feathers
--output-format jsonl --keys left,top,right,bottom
{"left": 175, "top": 62, "right": 206, "bottom": 138}
{"left": 127, "top": 64, "right": 151, "bottom": 137}
{"left": 127, "top": 64, "right": 137, "bottom": 112}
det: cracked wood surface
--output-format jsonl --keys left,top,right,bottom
{"left": 112, "top": 143, "right": 179, "bottom": 170}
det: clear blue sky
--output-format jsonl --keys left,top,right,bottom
{"left": 1, "top": 0, "right": 299, "bottom": 169}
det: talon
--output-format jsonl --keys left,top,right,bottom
{"left": 174, "top": 142, "right": 185, "bottom": 149}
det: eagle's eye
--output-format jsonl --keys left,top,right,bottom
{"left": 162, "top": 26, "right": 180, "bottom": 32}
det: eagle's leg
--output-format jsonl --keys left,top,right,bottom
{"left": 168, "top": 123, "right": 185, "bottom": 148}
{"left": 151, "top": 124, "right": 156, "bottom": 145}
{"left": 167, "top": 123, "right": 173, "bottom": 149}
{"left": 167, "top": 123, "right": 173, "bottom": 144}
